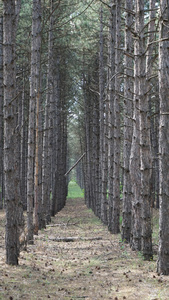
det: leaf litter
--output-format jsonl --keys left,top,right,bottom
{"left": 0, "top": 198, "right": 169, "bottom": 300}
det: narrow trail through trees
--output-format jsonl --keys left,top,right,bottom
{"left": 0, "top": 198, "right": 169, "bottom": 299}
{"left": 1, "top": 0, "right": 169, "bottom": 274}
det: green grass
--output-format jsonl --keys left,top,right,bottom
{"left": 67, "top": 181, "right": 84, "bottom": 199}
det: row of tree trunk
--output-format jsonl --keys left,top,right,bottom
{"left": 1, "top": 0, "right": 169, "bottom": 276}
{"left": 1, "top": 0, "right": 68, "bottom": 265}
{"left": 82, "top": 0, "right": 169, "bottom": 275}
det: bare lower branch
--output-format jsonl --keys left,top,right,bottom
{"left": 65, "top": 153, "right": 86, "bottom": 176}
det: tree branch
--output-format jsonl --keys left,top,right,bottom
{"left": 65, "top": 153, "right": 86, "bottom": 176}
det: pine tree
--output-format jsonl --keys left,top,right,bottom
{"left": 157, "top": 0, "right": 169, "bottom": 275}
{"left": 107, "top": 1, "right": 116, "bottom": 233}
{"left": 0, "top": 15, "right": 3, "bottom": 209}
{"left": 139, "top": 0, "right": 153, "bottom": 260}
{"left": 27, "top": 0, "right": 42, "bottom": 243}
{"left": 111, "top": 0, "right": 121, "bottom": 234}
{"left": 121, "top": 0, "right": 133, "bottom": 243}
{"left": 3, "top": 0, "right": 20, "bottom": 265}
{"left": 129, "top": 0, "right": 142, "bottom": 251}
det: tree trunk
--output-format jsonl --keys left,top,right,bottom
{"left": 99, "top": 6, "right": 108, "bottom": 224}
{"left": 34, "top": 1, "right": 42, "bottom": 235}
{"left": 41, "top": 85, "right": 50, "bottom": 226}
{"left": 107, "top": 1, "right": 115, "bottom": 233}
{"left": 37, "top": 79, "right": 43, "bottom": 222}
{"left": 34, "top": 89, "right": 40, "bottom": 234}
{"left": 154, "top": 94, "right": 159, "bottom": 209}
{"left": 27, "top": 0, "right": 41, "bottom": 243}
{"left": 129, "top": 0, "right": 142, "bottom": 251}
{"left": 92, "top": 95, "right": 100, "bottom": 217}
{"left": 83, "top": 73, "right": 92, "bottom": 209}
{"left": 121, "top": 0, "right": 133, "bottom": 243}
{"left": 147, "top": 2, "right": 159, "bottom": 210}
{"left": 157, "top": 0, "right": 169, "bottom": 275}
{"left": 111, "top": 0, "right": 121, "bottom": 234}
{"left": 0, "top": 16, "right": 3, "bottom": 209}
{"left": 139, "top": 0, "right": 153, "bottom": 260}
{"left": 15, "top": 0, "right": 24, "bottom": 235}
{"left": 60, "top": 103, "right": 68, "bottom": 208}
{"left": 51, "top": 56, "right": 61, "bottom": 216}
{"left": 41, "top": 0, "right": 54, "bottom": 226}
{"left": 54, "top": 80, "right": 67, "bottom": 213}
{"left": 99, "top": 6, "right": 105, "bottom": 221}
{"left": 19, "top": 79, "right": 27, "bottom": 210}
{"left": 3, "top": 0, "right": 19, "bottom": 265}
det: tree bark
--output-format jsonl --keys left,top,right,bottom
{"left": 107, "top": 1, "right": 115, "bottom": 233}
{"left": 65, "top": 153, "right": 85, "bottom": 176}
{"left": 27, "top": 0, "right": 41, "bottom": 243}
{"left": 111, "top": 0, "right": 121, "bottom": 234}
{"left": 129, "top": 0, "right": 142, "bottom": 251}
{"left": 140, "top": 0, "right": 153, "bottom": 260}
{"left": 99, "top": 6, "right": 108, "bottom": 225}
{"left": 147, "top": 2, "right": 159, "bottom": 210}
{"left": 19, "top": 78, "right": 27, "bottom": 210}
{"left": 34, "top": 1, "right": 42, "bottom": 235}
{"left": 91, "top": 90, "right": 100, "bottom": 217}
{"left": 0, "top": 16, "right": 3, "bottom": 209}
{"left": 83, "top": 70, "right": 93, "bottom": 210}
{"left": 99, "top": 6, "right": 105, "bottom": 221}
{"left": 60, "top": 103, "right": 68, "bottom": 208}
{"left": 3, "top": 0, "right": 19, "bottom": 265}
{"left": 157, "top": 0, "right": 169, "bottom": 275}
{"left": 121, "top": 0, "right": 133, "bottom": 243}
{"left": 41, "top": 0, "right": 54, "bottom": 225}
{"left": 154, "top": 94, "right": 159, "bottom": 209}
{"left": 51, "top": 56, "right": 61, "bottom": 216}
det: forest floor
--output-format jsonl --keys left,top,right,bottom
{"left": 0, "top": 197, "right": 169, "bottom": 300}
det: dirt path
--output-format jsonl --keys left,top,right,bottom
{"left": 0, "top": 198, "right": 169, "bottom": 300}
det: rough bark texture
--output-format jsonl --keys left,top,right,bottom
{"left": 14, "top": 0, "right": 24, "bottom": 239}
{"left": 100, "top": 6, "right": 108, "bottom": 225}
{"left": 157, "top": 0, "right": 169, "bottom": 275}
{"left": 41, "top": 83, "right": 50, "bottom": 226}
{"left": 37, "top": 91, "right": 43, "bottom": 227}
{"left": 129, "top": 0, "right": 142, "bottom": 251}
{"left": 154, "top": 96, "right": 159, "bottom": 209}
{"left": 41, "top": 0, "right": 54, "bottom": 225}
{"left": 139, "top": 0, "right": 153, "bottom": 260}
{"left": 27, "top": 0, "right": 41, "bottom": 243}
{"left": 99, "top": 6, "right": 106, "bottom": 222}
{"left": 3, "top": 0, "right": 19, "bottom": 265}
{"left": 101, "top": 101, "right": 108, "bottom": 225}
{"left": 150, "top": 88, "right": 160, "bottom": 209}
{"left": 83, "top": 70, "right": 93, "bottom": 210}
{"left": 111, "top": 0, "right": 121, "bottom": 234}
{"left": 92, "top": 96, "right": 100, "bottom": 217}
{"left": 121, "top": 0, "right": 133, "bottom": 243}
{"left": 108, "top": 1, "right": 115, "bottom": 233}
{"left": 20, "top": 80, "right": 27, "bottom": 210}
{"left": 34, "top": 1, "right": 42, "bottom": 235}
{"left": 56, "top": 80, "right": 68, "bottom": 212}
{"left": 60, "top": 103, "right": 68, "bottom": 208}
{"left": 0, "top": 16, "right": 3, "bottom": 209}
{"left": 51, "top": 55, "right": 68, "bottom": 215}
{"left": 51, "top": 56, "right": 61, "bottom": 216}
{"left": 147, "top": 1, "right": 159, "bottom": 210}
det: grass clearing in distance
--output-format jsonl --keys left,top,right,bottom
{"left": 67, "top": 180, "right": 84, "bottom": 198}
